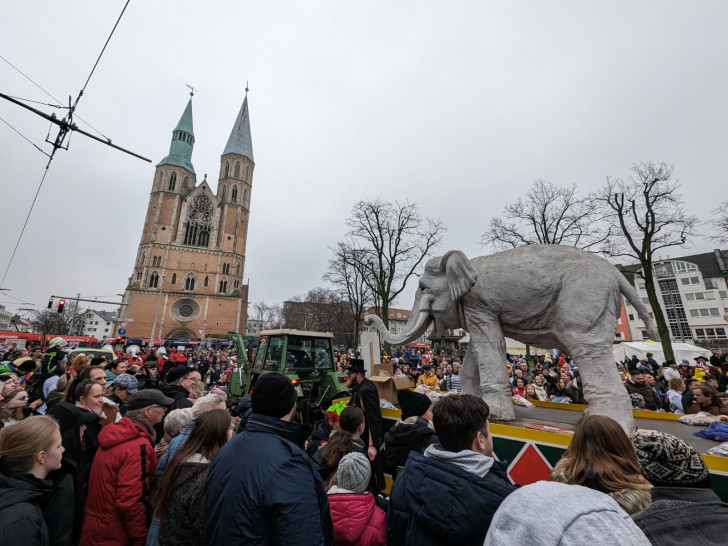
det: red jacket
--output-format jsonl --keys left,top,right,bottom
{"left": 328, "top": 492, "right": 386, "bottom": 546}
{"left": 80, "top": 417, "right": 157, "bottom": 546}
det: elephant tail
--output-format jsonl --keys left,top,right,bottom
{"left": 616, "top": 274, "right": 661, "bottom": 342}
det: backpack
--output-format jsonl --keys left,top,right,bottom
{"left": 25, "top": 372, "right": 52, "bottom": 403}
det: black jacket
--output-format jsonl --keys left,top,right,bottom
{"left": 633, "top": 486, "right": 728, "bottom": 545}
{"left": 307, "top": 418, "right": 332, "bottom": 457}
{"left": 0, "top": 471, "right": 74, "bottom": 546}
{"left": 384, "top": 418, "right": 439, "bottom": 478}
{"left": 205, "top": 413, "right": 336, "bottom": 545}
{"left": 348, "top": 377, "right": 383, "bottom": 448}
{"left": 625, "top": 379, "right": 659, "bottom": 410}
{"left": 388, "top": 450, "right": 517, "bottom": 545}
{"left": 159, "top": 462, "right": 209, "bottom": 546}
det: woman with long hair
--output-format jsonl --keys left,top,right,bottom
{"left": 551, "top": 415, "right": 652, "bottom": 515}
{"left": 511, "top": 377, "right": 527, "bottom": 397}
{"left": 155, "top": 409, "right": 232, "bottom": 545}
{"left": 548, "top": 378, "right": 569, "bottom": 402}
{"left": 318, "top": 431, "right": 361, "bottom": 491}
{"left": 105, "top": 358, "right": 129, "bottom": 383}
{"left": 0, "top": 416, "right": 71, "bottom": 544}
{"left": 0, "top": 388, "right": 32, "bottom": 426}
{"left": 71, "top": 379, "right": 105, "bottom": 468}
{"left": 524, "top": 384, "right": 539, "bottom": 401}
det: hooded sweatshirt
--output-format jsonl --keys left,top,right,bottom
{"left": 484, "top": 481, "right": 650, "bottom": 545}
{"left": 0, "top": 473, "right": 50, "bottom": 546}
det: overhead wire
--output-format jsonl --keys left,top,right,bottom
{"left": 0, "top": 0, "right": 133, "bottom": 290}
{"left": 0, "top": 115, "right": 51, "bottom": 157}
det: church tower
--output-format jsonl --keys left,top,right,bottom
{"left": 119, "top": 93, "right": 253, "bottom": 343}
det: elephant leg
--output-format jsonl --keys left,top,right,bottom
{"left": 465, "top": 319, "right": 515, "bottom": 421}
{"left": 560, "top": 333, "right": 635, "bottom": 435}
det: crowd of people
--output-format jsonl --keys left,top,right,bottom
{"left": 0, "top": 338, "right": 727, "bottom": 545}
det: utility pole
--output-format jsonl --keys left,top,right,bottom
{"left": 150, "top": 275, "right": 166, "bottom": 343}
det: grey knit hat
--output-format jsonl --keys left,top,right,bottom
{"left": 337, "top": 452, "right": 371, "bottom": 493}
{"left": 634, "top": 431, "right": 710, "bottom": 487}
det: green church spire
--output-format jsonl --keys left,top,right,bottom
{"left": 157, "top": 97, "right": 196, "bottom": 174}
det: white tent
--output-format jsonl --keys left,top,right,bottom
{"left": 613, "top": 341, "right": 711, "bottom": 364}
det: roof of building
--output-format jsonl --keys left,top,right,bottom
{"left": 365, "top": 307, "right": 412, "bottom": 321}
{"left": 222, "top": 93, "right": 254, "bottom": 162}
{"left": 157, "top": 98, "right": 196, "bottom": 174}
{"left": 617, "top": 249, "right": 728, "bottom": 283}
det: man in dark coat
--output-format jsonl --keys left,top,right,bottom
{"left": 633, "top": 431, "right": 728, "bottom": 545}
{"left": 387, "top": 394, "right": 517, "bottom": 545}
{"left": 205, "top": 373, "right": 335, "bottom": 545}
{"left": 624, "top": 370, "right": 659, "bottom": 410}
{"left": 347, "top": 359, "right": 385, "bottom": 491}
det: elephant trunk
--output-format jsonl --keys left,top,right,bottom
{"left": 365, "top": 289, "right": 432, "bottom": 345}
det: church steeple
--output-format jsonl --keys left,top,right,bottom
{"left": 222, "top": 91, "right": 254, "bottom": 162}
{"left": 157, "top": 98, "right": 196, "bottom": 174}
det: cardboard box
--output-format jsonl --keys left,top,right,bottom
{"left": 370, "top": 375, "right": 415, "bottom": 405}
{"left": 372, "top": 363, "right": 394, "bottom": 377}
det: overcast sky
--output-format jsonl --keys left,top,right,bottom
{"left": 1, "top": 1, "right": 726, "bottom": 319}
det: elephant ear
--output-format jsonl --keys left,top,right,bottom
{"left": 441, "top": 250, "right": 477, "bottom": 301}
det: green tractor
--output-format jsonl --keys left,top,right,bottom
{"left": 214, "top": 330, "right": 349, "bottom": 423}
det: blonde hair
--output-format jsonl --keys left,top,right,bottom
{"left": 0, "top": 415, "right": 59, "bottom": 474}
{"left": 0, "top": 388, "right": 27, "bottom": 423}
{"left": 190, "top": 380, "right": 205, "bottom": 401}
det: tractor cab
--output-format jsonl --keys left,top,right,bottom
{"left": 245, "top": 329, "right": 348, "bottom": 423}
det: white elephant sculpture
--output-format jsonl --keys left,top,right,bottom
{"left": 365, "top": 245, "right": 659, "bottom": 433}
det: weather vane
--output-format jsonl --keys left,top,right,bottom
{"left": 186, "top": 84, "right": 197, "bottom": 97}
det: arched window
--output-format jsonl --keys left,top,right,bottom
{"left": 219, "top": 279, "right": 228, "bottom": 293}
{"left": 140, "top": 252, "right": 146, "bottom": 266}
{"left": 245, "top": 165, "right": 251, "bottom": 181}
{"left": 236, "top": 263, "right": 240, "bottom": 276}
{"left": 183, "top": 194, "right": 214, "bottom": 248}
{"left": 149, "top": 272, "right": 159, "bottom": 288}
{"left": 234, "top": 162, "right": 240, "bottom": 178}
{"left": 219, "top": 185, "right": 226, "bottom": 202}
{"left": 204, "top": 276, "right": 209, "bottom": 287}
{"left": 224, "top": 162, "right": 230, "bottom": 178}
{"left": 183, "top": 176, "right": 189, "bottom": 188}
{"left": 169, "top": 172, "right": 177, "bottom": 191}
{"left": 231, "top": 186, "right": 238, "bottom": 203}
{"left": 243, "top": 188, "right": 248, "bottom": 207}
{"left": 171, "top": 273, "right": 177, "bottom": 285}
{"left": 185, "top": 275, "right": 196, "bottom": 291}
{"left": 222, "top": 263, "right": 230, "bottom": 275}
{"left": 234, "top": 280, "right": 239, "bottom": 289}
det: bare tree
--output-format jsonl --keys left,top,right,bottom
{"left": 323, "top": 239, "right": 373, "bottom": 346}
{"left": 30, "top": 309, "right": 76, "bottom": 336}
{"left": 709, "top": 200, "right": 728, "bottom": 243}
{"left": 282, "top": 288, "right": 355, "bottom": 346}
{"left": 250, "top": 301, "right": 282, "bottom": 332}
{"left": 345, "top": 198, "right": 445, "bottom": 329}
{"left": 481, "top": 180, "right": 613, "bottom": 252}
{"left": 596, "top": 162, "right": 698, "bottom": 362}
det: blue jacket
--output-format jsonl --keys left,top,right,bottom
{"left": 205, "top": 413, "right": 336, "bottom": 546}
{"left": 387, "top": 450, "right": 517, "bottom": 546}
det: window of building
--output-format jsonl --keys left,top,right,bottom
{"left": 219, "top": 185, "right": 226, "bottom": 202}
{"left": 171, "top": 273, "right": 177, "bottom": 285}
{"left": 149, "top": 272, "right": 159, "bottom": 288}
{"left": 169, "top": 172, "right": 176, "bottom": 191}
{"left": 615, "top": 332, "right": 623, "bottom": 339}
{"left": 690, "top": 309, "right": 699, "bottom": 317}
{"left": 681, "top": 277, "right": 700, "bottom": 286}
{"left": 222, "top": 263, "right": 230, "bottom": 275}
{"left": 236, "top": 263, "right": 240, "bottom": 276}
{"left": 706, "top": 292, "right": 716, "bottom": 300}
{"left": 136, "top": 271, "right": 142, "bottom": 280}
{"left": 641, "top": 330, "right": 650, "bottom": 339}
{"left": 642, "top": 298, "right": 650, "bottom": 304}
{"left": 233, "top": 280, "right": 239, "bottom": 289}
{"left": 686, "top": 293, "right": 695, "bottom": 301}
{"left": 204, "top": 276, "right": 209, "bottom": 287}
{"left": 231, "top": 186, "right": 238, "bottom": 203}
{"left": 720, "top": 290, "right": 728, "bottom": 299}
{"left": 638, "top": 282, "right": 646, "bottom": 290}
{"left": 706, "top": 278, "right": 718, "bottom": 289}
{"left": 234, "top": 162, "right": 240, "bottom": 178}
{"left": 718, "top": 328, "right": 727, "bottom": 338}
{"left": 219, "top": 279, "right": 228, "bottom": 293}
{"left": 185, "top": 275, "right": 196, "bottom": 291}
{"left": 224, "top": 162, "right": 230, "bottom": 178}
{"left": 245, "top": 165, "right": 250, "bottom": 181}
{"left": 710, "top": 308, "right": 720, "bottom": 316}
{"left": 140, "top": 252, "right": 146, "bottom": 266}
{"left": 243, "top": 188, "right": 248, "bottom": 207}
{"left": 695, "top": 293, "right": 705, "bottom": 300}
{"left": 183, "top": 194, "right": 213, "bottom": 248}
{"left": 628, "top": 314, "right": 635, "bottom": 321}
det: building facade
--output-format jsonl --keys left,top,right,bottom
{"left": 80, "top": 310, "right": 116, "bottom": 340}
{"left": 119, "top": 94, "right": 254, "bottom": 341}
{"left": 0, "top": 305, "right": 12, "bottom": 331}
{"left": 619, "top": 249, "right": 728, "bottom": 343}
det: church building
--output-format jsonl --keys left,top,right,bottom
{"left": 119, "top": 93, "right": 253, "bottom": 342}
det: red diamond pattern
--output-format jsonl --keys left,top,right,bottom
{"left": 507, "top": 443, "right": 553, "bottom": 485}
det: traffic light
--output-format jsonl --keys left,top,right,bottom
{"left": 47, "top": 298, "right": 53, "bottom": 309}
{"left": 57, "top": 299, "right": 66, "bottom": 313}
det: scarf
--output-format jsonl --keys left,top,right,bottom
{"left": 75, "top": 401, "right": 106, "bottom": 421}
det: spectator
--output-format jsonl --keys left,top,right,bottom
{"left": 72, "top": 379, "right": 105, "bottom": 468}
{"left": 308, "top": 401, "right": 344, "bottom": 457}
{"left": 160, "top": 367, "right": 195, "bottom": 412}
{"left": 80, "top": 390, "right": 174, "bottom": 546}
{"left": 0, "top": 416, "right": 71, "bottom": 545}
{"left": 65, "top": 365, "right": 120, "bottom": 426}
{"left": 384, "top": 389, "right": 438, "bottom": 480}
{"left": 108, "top": 374, "right": 138, "bottom": 418}
{"left": 40, "top": 337, "right": 68, "bottom": 376}
{"left": 666, "top": 377, "right": 686, "bottom": 414}
{"left": 681, "top": 378, "right": 699, "bottom": 412}
{"left": 624, "top": 371, "right": 659, "bottom": 410}
{"left": 446, "top": 362, "right": 462, "bottom": 392}
{"left": 711, "top": 349, "right": 728, "bottom": 373}
{"left": 633, "top": 431, "right": 728, "bottom": 544}
{"left": 551, "top": 415, "right": 652, "bottom": 515}
{"left": 662, "top": 360, "right": 680, "bottom": 382}
{"left": 524, "top": 384, "right": 539, "bottom": 401}
{"left": 564, "top": 371, "right": 585, "bottom": 404}
{"left": 137, "top": 360, "right": 161, "bottom": 391}
{"left": 205, "top": 373, "right": 336, "bottom": 545}
{"left": 416, "top": 364, "right": 439, "bottom": 390}
{"left": 105, "top": 358, "right": 129, "bottom": 384}
{"left": 511, "top": 377, "right": 527, "bottom": 397}
{"left": 484, "top": 481, "right": 650, "bottom": 545}
{"left": 643, "top": 374, "right": 664, "bottom": 409}
{"left": 46, "top": 402, "right": 97, "bottom": 544}
{"left": 387, "top": 394, "right": 517, "bottom": 545}
{"left": 548, "top": 378, "right": 571, "bottom": 402}
{"left": 69, "top": 355, "right": 90, "bottom": 378}
{"left": 347, "top": 359, "right": 385, "bottom": 492}
{"left": 317, "top": 429, "right": 366, "bottom": 490}
{"left": 0, "top": 357, "right": 36, "bottom": 386}
{"left": 678, "top": 360, "right": 693, "bottom": 380}
{"left": 687, "top": 383, "right": 728, "bottom": 416}
{"left": 154, "top": 408, "right": 193, "bottom": 459}
{"left": 328, "top": 452, "right": 386, "bottom": 546}
{"left": 531, "top": 374, "right": 549, "bottom": 401}
{"left": 0, "top": 388, "right": 37, "bottom": 426}
{"left": 155, "top": 409, "right": 231, "bottom": 546}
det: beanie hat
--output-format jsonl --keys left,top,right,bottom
{"left": 251, "top": 373, "right": 297, "bottom": 419}
{"left": 634, "top": 431, "right": 710, "bottom": 487}
{"left": 398, "top": 389, "right": 432, "bottom": 419}
{"left": 166, "top": 366, "right": 192, "bottom": 384}
{"left": 337, "top": 452, "right": 371, "bottom": 493}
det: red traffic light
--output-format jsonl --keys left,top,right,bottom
{"left": 57, "top": 299, "right": 66, "bottom": 313}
